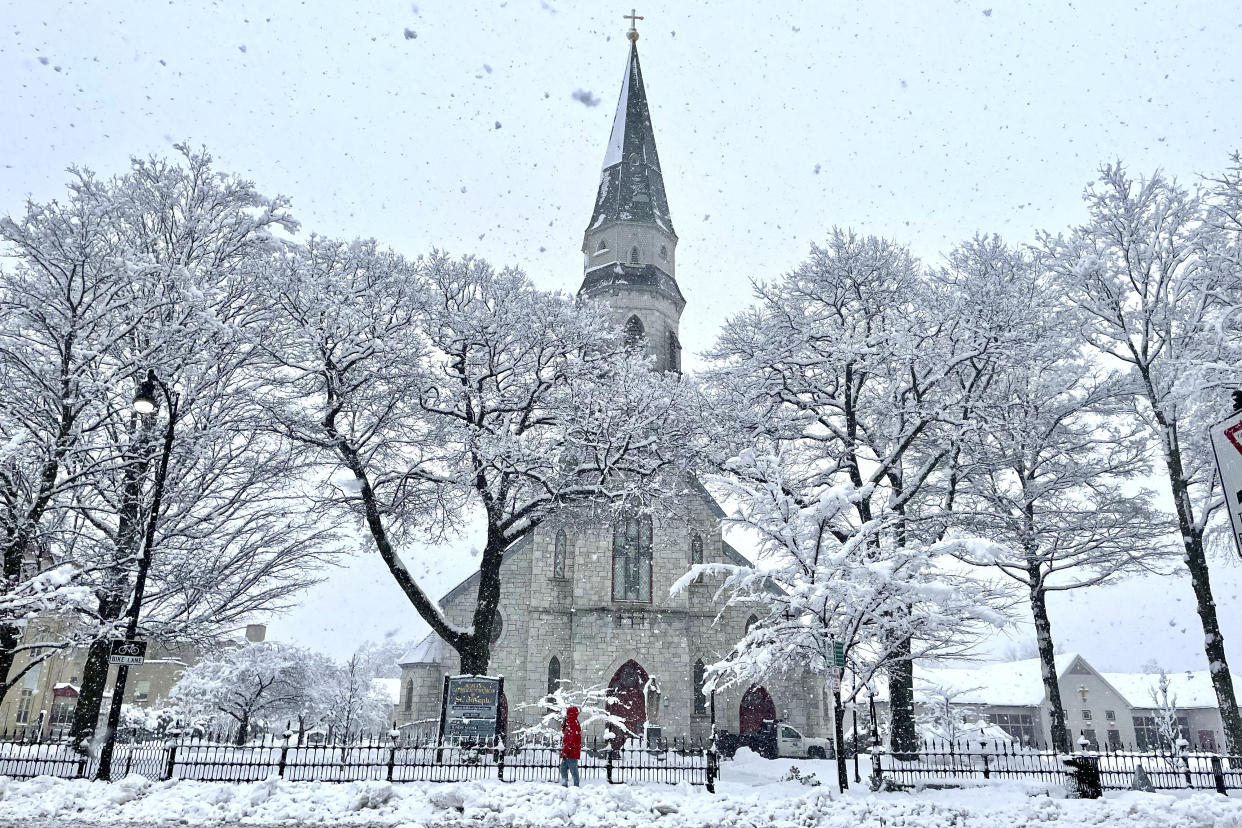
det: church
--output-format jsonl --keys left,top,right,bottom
{"left": 394, "top": 26, "right": 829, "bottom": 746}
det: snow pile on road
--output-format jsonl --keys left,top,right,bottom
{"left": 0, "top": 773, "right": 1239, "bottom": 827}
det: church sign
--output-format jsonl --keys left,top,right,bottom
{"left": 439, "top": 675, "right": 504, "bottom": 744}
{"left": 1210, "top": 409, "right": 1242, "bottom": 559}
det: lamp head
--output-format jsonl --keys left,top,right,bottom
{"left": 133, "top": 370, "right": 159, "bottom": 415}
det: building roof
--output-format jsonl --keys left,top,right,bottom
{"left": 399, "top": 630, "right": 455, "bottom": 668}
{"left": 872, "top": 653, "right": 1082, "bottom": 707}
{"left": 1099, "top": 670, "right": 1241, "bottom": 710}
{"left": 585, "top": 41, "right": 676, "bottom": 239}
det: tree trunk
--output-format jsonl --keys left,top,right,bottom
{"left": 887, "top": 638, "right": 918, "bottom": 759}
{"left": 70, "top": 428, "right": 152, "bottom": 753}
{"left": 69, "top": 638, "right": 114, "bottom": 752}
{"left": 1029, "top": 584, "right": 1069, "bottom": 753}
{"left": 458, "top": 523, "right": 506, "bottom": 676}
{"left": 237, "top": 711, "right": 249, "bottom": 746}
{"left": 0, "top": 621, "right": 19, "bottom": 702}
{"left": 1149, "top": 396, "right": 1242, "bottom": 759}
{"left": 832, "top": 686, "right": 849, "bottom": 792}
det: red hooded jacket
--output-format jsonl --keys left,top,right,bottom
{"left": 561, "top": 706, "right": 582, "bottom": 759}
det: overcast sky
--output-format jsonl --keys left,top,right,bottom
{"left": 2, "top": 1, "right": 1239, "bottom": 673}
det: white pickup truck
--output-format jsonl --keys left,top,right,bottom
{"left": 774, "top": 723, "right": 833, "bottom": 759}
{"left": 717, "top": 721, "right": 833, "bottom": 760}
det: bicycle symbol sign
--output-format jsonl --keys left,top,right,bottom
{"left": 108, "top": 639, "right": 147, "bottom": 665}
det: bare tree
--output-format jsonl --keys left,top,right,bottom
{"left": 1042, "top": 162, "right": 1242, "bottom": 755}
{"left": 256, "top": 241, "right": 696, "bottom": 674}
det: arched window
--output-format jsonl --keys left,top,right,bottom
{"left": 403, "top": 679, "right": 414, "bottom": 712}
{"left": 623, "top": 315, "right": 645, "bottom": 347}
{"left": 489, "top": 612, "right": 503, "bottom": 644}
{"left": 612, "top": 513, "right": 653, "bottom": 602}
{"left": 629, "top": 245, "right": 640, "bottom": 264}
{"left": 659, "top": 244, "right": 668, "bottom": 260}
{"left": 553, "top": 529, "right": 567, "bottom": 579}
{"left": 667, "top": 331, "right": 681, "bottom": 372}
{"left": 597, "top": 239, "right": 608, "bottom": 252}
{"left": 690, "top": 532, "right": 703, "bottom": 566}
{"left": 693, "top": 659, "right": 707, "bottom": 714}
{"left": 744, "top": 614, "right": 759, "bottom": 636}
{"left": 547, "top": 656, "right": 561, "bottom": 696}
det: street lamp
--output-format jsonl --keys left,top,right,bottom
{"left": 96, "top": 369, "right": 179, "bottom": 781}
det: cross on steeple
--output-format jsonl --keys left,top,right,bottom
{"left": 624, "top": 8, "right": 643, "bottom": 41}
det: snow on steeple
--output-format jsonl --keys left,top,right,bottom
{"left": 586, "top": 40, "right": 675, "bottom": 237}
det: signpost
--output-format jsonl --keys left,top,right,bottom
{"left": 1210, "top": 408, "right": 1242, "bottom": 559}
{"left": 437, "top": 675, "right": 503, "bottom": 745}
{"left": 108, "top": 640, "right": 146, "bottom": 666}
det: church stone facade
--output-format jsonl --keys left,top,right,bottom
{"left": 395, "top": 35, "right": 828, "bottom": 745}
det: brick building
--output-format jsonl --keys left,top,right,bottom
{"left": 394, "top": 34, "right": 828, "bottom": 745}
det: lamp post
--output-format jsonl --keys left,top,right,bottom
{"left": 97, "top": 369, "right": 179, "bottom": 782}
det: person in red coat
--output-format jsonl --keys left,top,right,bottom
{"left": 559, "top": 706, "right": 581, "bottom": 787}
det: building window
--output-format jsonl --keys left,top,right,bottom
{"left": 612, "top": 513, "right": 653, "bottom": 602}
{"left": 1081, "top": 709, "right": 1092, "bottom": 721}
{"left": 1081, "top": 729, "right": 1099, "bottom": 750}
{"left": 403, "top": 680, "right": 414, "bottom": 712}
{"left": 690, "top": 532, "right": 703, "bottom": 566}
{"left": 988, "top": 712, "right": 1039, "bottom": 745}
{"left": 598, "top": 239, "right": 608, "bottom": 252}
{"left": 1105, "top": 709, "right": 1116, "bottom": 723}
{"left": 14, "top": 689, "right": 33, "bottom": 724}
{"left": 489, "top": 612, "right": 504, "bottom": 644}
{"left": 744, "top": 614, "right": 759, "bottom": 636}
{"left": 134, "top": 680, "right": 151, "bottom": 704}
{"left": 1132, "top": 715, "right": 1190, "bottom": 750}
{"left": 630, "top": 246, "right": 640, "bottom": 264}
{"left": 548, "top": 657, "right": 561, "bottom": 696}
{"left": 659, "top": 245, "right": 668, "bottom": 260}
{"left": 1198, "top": 730, "right": 1218, "bottom": 751}
{"left": 623, "top": 315, "right": 645, "bottom": 347}
{"left": 49, "top": 699, "right": 75, "bottom": 728}
{"left": 667, "top": 331, "right": 681, "bottom": 372}
{"left": 693, "top": 659, "right": 707, "bottom": 715}
{"left": 553, "top": 530, "right": 567, "bottom": 579}
{"left": 1107, "top": 729, "right": 1122, "bottom": 750}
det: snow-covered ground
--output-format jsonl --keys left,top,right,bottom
{"left": 0, "top": 749, "right": 1237, "bottom": 827}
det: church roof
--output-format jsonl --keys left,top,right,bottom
{"left": 398, "top": 630, "right": 456, "bottom": 667}
{"left": 586, "top": 41, "right": 676, "bottom": 238}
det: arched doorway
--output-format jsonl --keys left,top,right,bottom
{"left": 607, "top": 659, "right": 649, "bottom": 748}
{"left": 739, "top": 685, "right": 776, "bottom": 734}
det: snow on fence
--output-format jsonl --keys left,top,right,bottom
{"left": 0, "top": 732, "right": 716, "bottom": 789}
{"left": 872, "top": 739, "right": 1242, "bottom": 792}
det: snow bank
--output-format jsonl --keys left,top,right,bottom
{"left": 0, "top": 773, "right": 1236, "bottom": 826}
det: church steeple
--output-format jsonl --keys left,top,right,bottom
{"left": 581, "top": 31, "right": 684, "bottom": 373}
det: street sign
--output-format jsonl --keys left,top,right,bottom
{"left": 832, "top": 640, "right": 845, "bottom": 667}
{"left": 827, "top": 674, "right": 841, "bottom": 693}
{"left": 1210, "top": 409, "right": 1242, "bottom": 559}
{"left": 108, "top": 640, "right": 146, "bottom": 666}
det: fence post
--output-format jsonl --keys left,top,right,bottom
{"left": 606, "top": 750, "right": 614, "bottom": 784}
{"left": 1210, "top": 756, "right": 1227, "bottom": 795}
{"left": 869, "top": 745, "right": 883, "bottom": 791}
{"left": 706, "top": 747, "right": 717, "bottom": 794}
{"left": 387, "top": 745, "right": 397, "bottom": 783}
{"left": 163, "top": 744, "right": 177, "bottom": 781}
{"left": 982, "top": 753, "right": 990, "bottom": 780}
{"left": 277, "top": 744, "right": 288, "bottom": 778}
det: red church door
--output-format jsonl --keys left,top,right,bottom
{"left": 739, "top": 685, "right": 776, "bottom": 734}
{"left": 607, "top": 659, "right": 649, "bottom": 749}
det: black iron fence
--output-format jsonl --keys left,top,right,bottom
{"left": 0, "top": 731, "right": 717, "bottom": 791}
{"left": 867, "top": 738, "right": 1242, "bottom": 793}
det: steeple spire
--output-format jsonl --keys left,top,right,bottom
{"left": 580, "top": 31, "right": 684, "bottom": 373}
{"left": 586, "top": 39, "right": 676, "bottom": 239}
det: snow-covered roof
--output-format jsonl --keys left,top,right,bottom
{"left": 371, "top": 677, "right": 402, "bottom": 705}
{"left": 399, "top": 631, "right": 454, "bottom": 667}
{"left": 873, "top": 654, "right": 1081, "bottom": 707}
{"left": 1099, "top": 670, "right": 1241, "bottom": 710}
